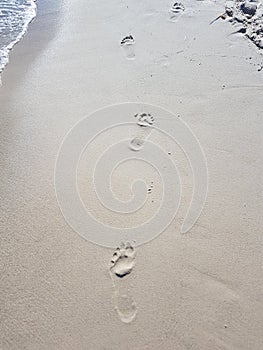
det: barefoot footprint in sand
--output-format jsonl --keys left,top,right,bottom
{"left": 129, "top": 113, "right": 155, "bottom": 152}
{"left": 120, "top": 35, "right": 135, "bottom": 60}
{"left": 110, "top": 242, "right": 137, "bottom": 323}
{"left": 169, "top": 2, "right": 185, "bottom": 22}
{"left": 134, "top": 112, "right": 154, "bottom": 127}
{"left": 110, "top": 242, "right": 135, "bottom": 278}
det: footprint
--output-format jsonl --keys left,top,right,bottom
{"left": 156, "top": 55, "right": 171, "bottom": 68}
{"left": 109, "top": 242, "right": 137, "bottom": 323}
{"left": 129, "top": 137, "right": 145, "bottom": 152}
{"left": 115, "top": 294, "right": 137, "bottom": 324}
{"left": 169, "top": 2, "right": 185, "bottom": 22}
{"left": 120, "top": 35, "right": 135, "bottom": 60}
{"left": 134, "top": 112, "right": 155, "bottom": 127}
{"left": 129, "top": 113, "right": 155, "bottom": 152}
{"left": 110, "top": 242, "right": 135, "bottom": 278}
{"left": 120, "top": 35, "right": 134, "bottom": 45}
{"left": 171, "top": 2, "right": 185, "bottom": 14}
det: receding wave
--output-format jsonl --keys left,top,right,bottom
{"left": 0, "top": 0, "right": 36, "bottom": 74}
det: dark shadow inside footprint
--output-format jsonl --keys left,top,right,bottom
{"left": 134, "top": 112, "right": 154, "bottom": 127}
{"left": 120, "top": 35, "right": 134, "bottom": 46}
{"left": 169, "top": 2, "right": 185, "bottom": 22}
{"left": 110, "top": 242, "right": 135, "bottom": 278}
{"left": 109, "top": 243, "right": 137, "bottom": 323}
{"left": 171, "top": 2, "right": 185, "bottom": 14}
{"left": 120, "top": 35, "right": 135, "bottom": 59}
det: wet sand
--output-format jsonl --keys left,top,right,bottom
{"left": 1, "top": 0, "right": 263, "bottom": 348}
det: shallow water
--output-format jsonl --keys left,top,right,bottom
{"left": 0, "top": 0, "right": 36, "bottom": 73}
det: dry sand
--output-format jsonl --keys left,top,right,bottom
{"left": 1, "top": 0, "right": 263, "bottom": 349}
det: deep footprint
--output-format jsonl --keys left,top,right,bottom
{"left": 110, "top": 242, "right": 135, "bottom": 278}
{"left": 134, "top": 112, "right": 154, "bottom": 127}
{"left": 120, "top": 35, "right": 135, "bottom": 60}
{"left": 110, "top": 242, "right": 137, "bottom": 323}
{"left": 171, "top": 2, "right": 185, "bottom": 14}
{"left": 120, "top": 35, "right": 134, "bottom": 45}
{"left": 170, "top": 2, "right": 185, "bottom": 22}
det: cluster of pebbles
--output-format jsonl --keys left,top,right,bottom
{"left": 225, "top": 0, "right": 263, "bottom": 49}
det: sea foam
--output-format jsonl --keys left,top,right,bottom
{"left": 0, "top": 0, "right": 36, "bottom": 74}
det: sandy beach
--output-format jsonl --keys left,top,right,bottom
{"left": 1, "top": 0, "right": 263, "bottom": 348}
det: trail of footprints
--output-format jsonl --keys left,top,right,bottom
{"left": 110, "top": 113, "right": 154, "bottom": 323}
{"left": 120, "top": 2, "right": 186, "bottom": 59}
{"left": 114, "top": 0, "right": 262, "bottom": 325}
{"left": 119, "top": 0, "right": 263, "bottom": 60}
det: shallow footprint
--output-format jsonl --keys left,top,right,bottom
{"left": 129, "top": 137, "right": 145, "bottom": 152}
{"left": 115, "top": 294, "right": 137, "bottom": 323}
{"left": 120, "top": 35, "right": 135, "bottom": 60}
{"left": 169, "top": 2, "right": 185, "bottom": 22}
{"left": 110, "top": 242, "right": 137, "bottom": 323}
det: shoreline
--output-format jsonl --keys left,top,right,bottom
{"left": 0, "top": 0, "right": 36, "bottom": 76}
{"left": 0, "top": 0, "right": 62, "bottom": 89}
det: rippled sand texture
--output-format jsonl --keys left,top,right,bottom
{"left": 0, "top": 0, "right": 263, "bottom": 349}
